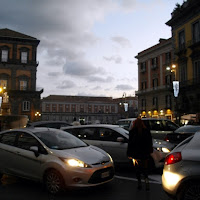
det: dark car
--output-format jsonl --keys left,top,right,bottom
{"left": 26, "top": 121, "right": 72, "bottom": 129}
{"left": 118, "top": 118, "right": 179, "bottom": 140}
{"left": 164, "top": 125, "right": 200, "bottom": 145}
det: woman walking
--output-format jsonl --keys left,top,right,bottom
{"left": 127, "top": 117, "right": 153, "bottom": 191}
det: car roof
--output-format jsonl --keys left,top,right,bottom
{"left": 175, "top": 125, "right": 200, "bottom": 132}
{"left": 62, "top": 124, "right": 121, "bottom": 129}
{"left": 27, "top": 121, "right": 71, "bottom": 126}
{"left": 118, "top": 118, "right": 173, "bottom": 121}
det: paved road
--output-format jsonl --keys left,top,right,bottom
{"left": 0, "top": 173, "right": 173, "bottom": 200}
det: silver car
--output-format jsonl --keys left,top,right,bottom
{"left": 162, "top": 132, "right": 200, "bottom": 199}
{"left": 61, "top": 124, "right": 175, "bottom": 169}
{"left": 0, "top": 128, "right": 114, "bottom": 194}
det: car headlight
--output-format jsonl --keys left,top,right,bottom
{"left": 60, "top": 158, "right": 91, "bottom": 168}
{"left": 157, "top": 147, "right": 170, "bottom": 153}
{"left": 107, "top": 153, "right": 113, "bottom": 163}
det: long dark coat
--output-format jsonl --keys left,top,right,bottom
{"left": 127, "top": 127, "right": 153, "bottom": 159}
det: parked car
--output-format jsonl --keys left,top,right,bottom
{"left": 117, "top": 118, "right": 179, "bottom": 140}
{"left": 61, "top": 124, "right": 175, "bottom": 169}
{"left": 26, "top": 121, "right": 72, "bottom": 129}
{"left": 164, "top": 125, "right": 200, "bottom": 145}
{"left": 162, "top": 132, "right": 200, "bottom": 200}
{"left": 0, "top": 128, "right": 114, "bottom": 194}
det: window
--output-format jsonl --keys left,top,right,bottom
{"left": 166, "top": 95, "right": 171, "bottom": 108}
{"left": 140, "top": 62, "right": 146, "bottom": 72}
{"left": 142, "top": 99, "right": 146, "bottom": 110}
{"left": 0, "top": 132, "right": 17, "bottom": 146}
{"left": 165, "top": 75, "right": 172, "bottom": 85}
{"left": 193, "top": 21, "right": 200, "bottom": 43}
{"left": 80, "top": 105, "right": 84, "bottom": 113}
{"left": 21, "top": 52, "right": 28, "bottom": 63}
{"left": 65, "top": 104, "right": 70, "bottom": 112}
{"left": 105, "top": 106, "right": 109, "bottom": 113}
{"left": 165, "top": 52, "right": 171, "bottom": 64}
{"left": 59, "top": 104, "right": 63, "bottom": 112}
{"left": 194, "top": 60, "right": 200, "bottom": 80}
{"left": 151, "top": 57, "right": 158, "bottom": 69}
{"left": 94, "top": 105, "right": 98, "bottom": 113}
{"left": 153, "top": 78, "right": 158, "bottom": 89}
{"left": 153, "top": 97, "right": 158, "bottom": 107}
{"left": 88, "top": 105, "right": 92, "bottom": 113}
{"left": 22, "top": 101, "right": 30, "bottom": 111}
{"left": 20, "top": 80, "right": 27, "bottom": 90}
{"left": 45, "top": 104, "right": 50, "bottom": 112}
{"left": 1, "top": 50, "right": 8, "bottom": 62}
{"left": 17, "top": 132, "right": 39, "bottom": 151}
{"left": 52, "top": 104, "right": 57, "bottom": 112}
{"left": 179, "top": 30, "right": 185, "bottom": 50}
{"left": 71, "top": 105, "right": 76, "bottom": 112}
{"left": 111, "top": 106, "right": 115, "bottom": 113}
{"left": 0, "top": 79, "right": 7, "bottom": 88}
{"left": 180, "top": 63, "right": 187, "bottom": 82}
{"left": 141, "top": 81, "right": 147, "bottom": 90}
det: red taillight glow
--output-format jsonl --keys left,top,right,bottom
{"left": 165, "top": 152, "right": 182, "bottom": 165}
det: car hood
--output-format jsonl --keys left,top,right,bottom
{"left": 51, "top": 145, "right": 110, "bottom": 165}
{"left": 153, "top": 139, "right": 175, "bottom": 150}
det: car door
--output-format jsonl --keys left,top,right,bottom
{"left": 11, "top": 131, "right": 47, "bottom": 181}
{"left": 96, "top": 127, "right": 129, "bottom": 164}
{"left": 0, "top": 131, "right": 18, "bottom": 174}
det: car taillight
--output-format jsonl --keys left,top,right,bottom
{"left": 164, "top": 136, "right": 169, "bottom": 142}
{"left": 164, "top": 152, "right": 182, "bottom": 165}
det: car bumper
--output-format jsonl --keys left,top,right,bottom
{"left": 63, "top": 162, "right": 114, "bottom": 188}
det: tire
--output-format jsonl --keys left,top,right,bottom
{"left": 177, "top": 181, "right": 200, "bottom": 200}
{"left": 44, "top": 169, "right": 65, "bottom": 194}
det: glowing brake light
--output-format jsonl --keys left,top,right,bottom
{"left": 165, "top": 152, "right": 182, "bottom": 165}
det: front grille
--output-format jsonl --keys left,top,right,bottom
{"left": 88, "top": 167, "right": 114, "bottom": 184}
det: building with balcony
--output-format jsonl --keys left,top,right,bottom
{"left": 166, "top": 0, "right": 200, "bottom": 123}
{"left": 135, "top": 38, "right": 175, "bottom": 120}
{"left": 0, "top": 28, "right": 43, "bottom": 121}
{"left": 41, "top": 95, "right": 121, "bottom": 124}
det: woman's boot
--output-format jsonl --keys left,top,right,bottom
{"left": 145, "top": 178, "right": 150, "bottom": 191}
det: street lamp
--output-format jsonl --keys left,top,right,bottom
{"left": 35, "top": 111, "right": 41, "bottom": 121}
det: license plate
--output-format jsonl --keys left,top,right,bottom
{"left": 101, "top": 171, "right": 110, "bottom": 178}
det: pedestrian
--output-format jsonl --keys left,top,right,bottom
{"left": 127, "top": 117, "right": 153, "bottom": 191}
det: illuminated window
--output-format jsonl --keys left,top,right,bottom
{"left": 20, "top": 80, "right": 27, "bottom": 90}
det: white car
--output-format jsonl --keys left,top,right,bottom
{"left": 61, "top": 124, "right": 175, "bottom": 169}
{"left": 162, "top": 132, "right": 200, "bottom": 200}
{"left": 0, "top": 128, "right": 114, "bottom": 194}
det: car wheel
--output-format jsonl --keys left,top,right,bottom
{"left": 183, "top": 182, "right": 200, "bottom": 200}
{"left": 44, "top": 169, "right": 64, "bottom": 194}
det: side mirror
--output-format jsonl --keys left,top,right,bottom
{"left": 30, "top": 146, "right": 39, "bottom": 157}
{"left": 117, "top": 137, "right": 125, "bottom": 143}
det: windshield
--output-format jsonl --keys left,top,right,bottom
{"left": 33, "top": 129, "right": 88, "bottom": 150}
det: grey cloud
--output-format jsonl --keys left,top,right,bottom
{"left": 87, "top": 76, "right": 114, "bottom": 83}
{"left": 111, "top": 36, "right": 132, "bottom": 48}
{"left": 63, "top": 60, "right": 105, "bottom": 77}
{"left": 56, "top": 80, "right": 76, "bottom": 89}
{"left": 103, "top": 55, "right": 122, "bottom": 64}
{"left": 48, "top": 72, "right": 61, "bottom": 77}
{"left": 115, "top": 84, "right": 134, "bottom": 90}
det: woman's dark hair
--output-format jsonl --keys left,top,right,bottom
{"left": 131, "top": 117, "right": 146, "bottom": 133}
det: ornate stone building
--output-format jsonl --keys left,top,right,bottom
{"left": 0, "top": 28, "right": 43, "bottom": 121}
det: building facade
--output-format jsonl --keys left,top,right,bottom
{"left": 166, "top": 0, "right": 200, "bottom": 123}
{"left": 0, "top": 28, "right": 43, "bottom": 121}
{"left": 135, "top": 38, "right": 175, "bottom": 120}
{"left": 41, "top": 95, "right": 122, "bottom": 124}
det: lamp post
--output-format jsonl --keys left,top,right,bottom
{"left": 35, "top": 111, "right": 41, "bottom": 121}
